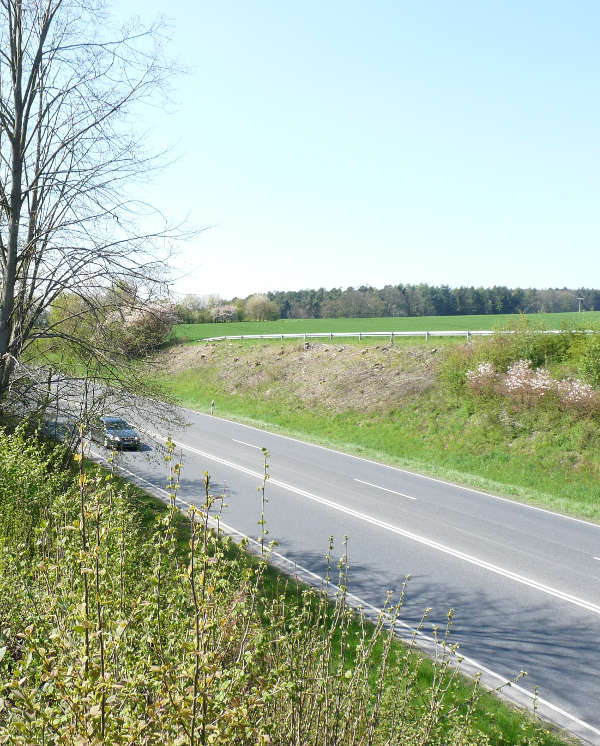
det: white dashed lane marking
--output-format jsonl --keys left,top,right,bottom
{"left": 354, "top": 478, "right": 417, "bottom": 500}
{"left": 232, "top": 438, "right": 263, "bottom": 450}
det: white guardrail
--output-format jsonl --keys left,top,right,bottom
{"left": 196, "top": 329, "right": 580, "bottom": 343}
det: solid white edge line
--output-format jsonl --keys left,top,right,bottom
{"left": 183, "top": 407, "right": 600, "bottom": 530}
{"left": 146, "top": 432, "right": 600, "bottom": 618}
{"left": 87, "top": 447, "right": 600, "bottom": 743}
{"left": 354, "top": 478, "right": 417, "bottom": 500}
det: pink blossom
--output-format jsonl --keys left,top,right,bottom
{"left": 465, "top": 358, "right": 599, "bottom": 412}
{"left": 503, "top": 360, "right": 553, "bottom": 398}
{"left": 466, "top": 362, "right": 497, "bottom": 389}
{"left": 555, "top": 378, "right": 598, "bottom": 407}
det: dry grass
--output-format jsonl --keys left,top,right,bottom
{"left": 154, "top": 341, "right": 439, "bottom": 414}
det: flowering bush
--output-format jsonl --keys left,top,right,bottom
{"left": 105, "top": 300, "right": 177, "bottom": 357}
{"left": 555, "top": 378, "right": 599, "bottom": 410}
{"left": 502, "top": 360, "right": 553, "bottom": 400}
{"left": 466, "top": 359, "right": 600, "bottom": 413}
{"left": 465, "top": 362, "right": 497, "bottom": 392}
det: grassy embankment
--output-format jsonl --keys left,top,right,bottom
{"left": 0, "top": 427, "right": 569, "bottom": 744}
{"left": 156, "top": 316, "right": 600, "bottom": 522}
{"left": 171, "top": 310, "right": 600, "bottom": 341}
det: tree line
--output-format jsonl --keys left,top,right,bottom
{"left": 267, "top": 285, "right": 600, "bottom": 319}
{"left": 176, "top": 286, "right": 600, "bottom": 323}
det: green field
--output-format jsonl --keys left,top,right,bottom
{"left": 172, "top": 311, "right": 600, "bottom": 341}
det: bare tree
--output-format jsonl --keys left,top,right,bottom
{"left": 0, "top": 0, "right": 179, "bottom": 423}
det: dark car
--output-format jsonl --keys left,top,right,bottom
{"left": 90, "top": 416, "right": 141, "bottom": 450}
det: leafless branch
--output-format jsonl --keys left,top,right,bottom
{"left": 0, "top": 0, "right": 184, "bottom": 426}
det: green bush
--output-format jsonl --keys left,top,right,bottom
{"left": 0, "top": 425, "right": 70, "bottom": 554}
{"left": 577, "top": 334, "right": 600, "bottom": 387}
{"left": 438, "top": 345, "right": 474, "bottom": 399}
{"left": 476, "top": 322, "right": 574, "bottom": 371}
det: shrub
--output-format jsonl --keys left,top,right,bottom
{"left": 465, "top": 362, "right": 497, "bottom": 393}
{"left": 106, "top": 300, "right": 178, "bottom": 357}
{"left": 477, "top": 322, "right": 573, "bottom": 372}
{"left": 501, "top": 360, "right": 554, "bottom": 401}
{"left": 577, "top": 335, "right": 600, "bottom": 387}
{"left": 439, "top": 345, "right": 474, "bottom": 398}
{"left": 555, "top": 378, "right": 599, "bottom": 412}
{"left": 464, "top": 358, "right": 600, "bottom": 415}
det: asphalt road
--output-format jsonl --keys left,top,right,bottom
{"left": 92, "top": 408, "right": 600, "bottom": 744}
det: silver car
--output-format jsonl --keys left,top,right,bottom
{"left": 90, "top": 416, "right": 141, "bottom": 450}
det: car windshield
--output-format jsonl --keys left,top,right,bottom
{"left": 105, "top": 419, "right": 130, "bottom": 430}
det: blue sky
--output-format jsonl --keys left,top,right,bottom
{"left": 117, "top": 1, "right": 600, "bottom": 299}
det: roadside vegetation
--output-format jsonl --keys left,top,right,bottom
{"left": 0, "top": 427, "right": 572, "bottom": 744}
{"left": 171, "top": 310, "right": 600, "bottom": 342}
{"left": 155, "top": 319, "right": 600, "bottom": 522}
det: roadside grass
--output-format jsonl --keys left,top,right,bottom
{"left": 172, "top": 310, "right": 600, "bottom": 341}
{"left": 155, "top": 357, "right": 600, "bottom": 523}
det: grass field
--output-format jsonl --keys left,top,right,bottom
{"left": 172, "top": 310, "right": 600, "bottom": 341}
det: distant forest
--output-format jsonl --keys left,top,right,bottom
{"left": 262, "top": 285, "right": 600, "bottom": 319}
{"left": 175, "top": 285, "right": 600, "bottom": 324}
